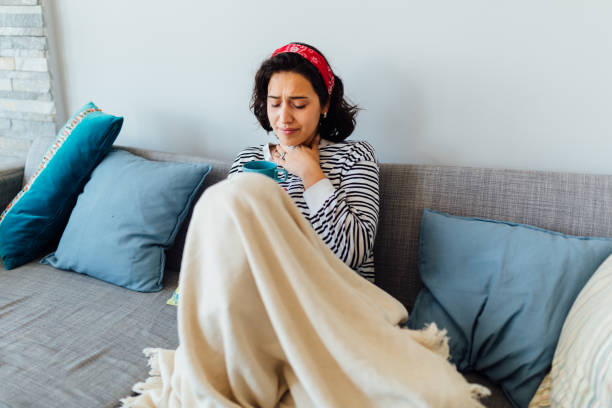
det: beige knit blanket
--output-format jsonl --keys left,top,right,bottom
{"left": 121, "top": 173, "right": 489, "bottom": 408}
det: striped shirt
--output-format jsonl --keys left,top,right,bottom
{"left": 228, "top": 139, "right": 379, "bottom": 282}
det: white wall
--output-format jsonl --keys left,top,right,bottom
{"left": 49, "top": 1, "right": 612, "bottom": 174}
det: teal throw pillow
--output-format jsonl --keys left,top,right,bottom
{"left": 407, "top": 209, "right": 612, "bottom": 408}
{"left": 41, "top": 149, "right": 210, "bottom": 292}
{"left": 0, "top": 102, "right": 123, "bottom": 269}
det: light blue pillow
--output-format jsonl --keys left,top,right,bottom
{"left": 0, "top": 102, "right": 123, "bottom": 269}
{"left": 41, "top": 149, "right": 211, "bottom": 292}
{"left": 407, "top": 209, "right": 612, "bottom": 408}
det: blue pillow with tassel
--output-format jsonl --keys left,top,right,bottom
{"left": 0, "top": 102, "right": 123, "bottom": 270}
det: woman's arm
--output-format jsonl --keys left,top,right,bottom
{"left": 305, "top": 141, "right": 379, "bottom": 271}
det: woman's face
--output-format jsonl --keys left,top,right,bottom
{"left": 267, "top": 71, "right": 327, "bottom": 147}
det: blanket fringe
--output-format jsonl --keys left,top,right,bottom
{"left": 416, "top": 324, "right": 492, "bottom": 403}
{"left": 119, "top": 348, "right": 164, "bottom": 408}
{"left": 470, "top": 383, "right": 492, "bottom": 399}
{"left": 118, "top": 396, "right": 139, "bottom": 407}
{"left": 403, "top": 322, "right": 450, "bottom": 360}
{"left": 143, "top": 347, "right": 161, "bottom": 376}
{"left": 404, "top": 323, "right": 491, "bottom": 405}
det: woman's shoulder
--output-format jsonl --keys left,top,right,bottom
{"left": 322, "top": 139, "right": 377, "bottom": 163}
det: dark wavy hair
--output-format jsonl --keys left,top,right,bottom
{"left": 250, "top": 42, "right": 359, "bottom": 142}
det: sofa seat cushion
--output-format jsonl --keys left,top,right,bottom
{"left": 0, "top": 260, "right": 178, "bottom": 407}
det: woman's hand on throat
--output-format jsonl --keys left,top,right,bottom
{"left": 273, "top": 135, "right": 325, "bottom": 189}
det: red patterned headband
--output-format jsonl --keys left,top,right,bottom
{"left": 271, "top": 43, "right": 335, "bottom": 96}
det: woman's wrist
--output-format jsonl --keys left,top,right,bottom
{"left": 302, "top": 168, "right": 326, "bottom": 189}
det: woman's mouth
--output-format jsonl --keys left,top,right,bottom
{"left": 279, "top": 128, "right": 298, "bottom": 135}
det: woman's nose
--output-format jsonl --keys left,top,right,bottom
{"left": 279, "top": 104, "right": 293, "bottom": 124}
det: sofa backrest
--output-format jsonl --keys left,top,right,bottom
{"left": 25, "top": 138, "right": 612, "bottom": 311}
{"left": 374, "top": 164, "right": 612, "bottom": 309}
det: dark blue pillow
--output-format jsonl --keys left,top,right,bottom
{"left": 41, "top": 149, "right": 210, "bottom": 292}
{"left": 0, "top": 102, "right": 123, "bottom": 269}
{"left": 407, "top": 209, "right": 612, "bottom": 408}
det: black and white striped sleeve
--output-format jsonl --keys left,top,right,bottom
{"left": 305, "top": 142, "right": 379, "bottom": 270}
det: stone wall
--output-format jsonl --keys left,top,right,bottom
{"left": 0, "top": 0, "right": 56, "bottom": 164}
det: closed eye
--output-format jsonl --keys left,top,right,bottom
{"left": 269, "top": 103, "right": 306, "bottom": 109}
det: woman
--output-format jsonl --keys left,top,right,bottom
{"left": 122, "top": 43, "right": 488, "bottom": 408}
{"left": 229, "top": 42, "right": 378, "bottom": 282}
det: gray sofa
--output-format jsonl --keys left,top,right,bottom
{"left": 2, "top": 137, "right": 611, "bottom": 407}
